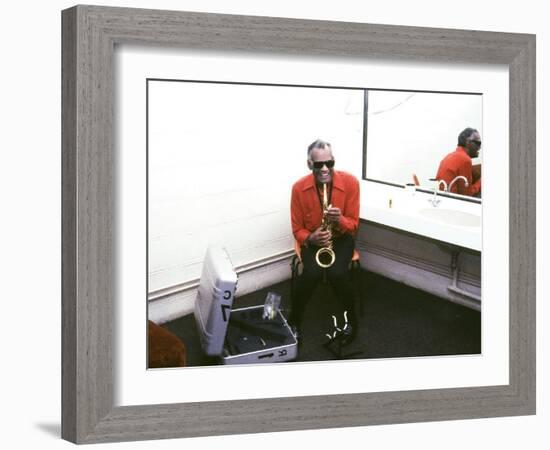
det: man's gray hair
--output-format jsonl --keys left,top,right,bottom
{"left": 457, "top": 128, "right": 478, "bottom": 147}
{"left": 307, "top": 139, "right": 332, "bottom": 157}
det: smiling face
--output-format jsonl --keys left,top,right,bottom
{"left": 465, "top": 131, "right": 482, "bottom": 158}
{"left": 307, "top": 146, "right": 335, "bottom": 185}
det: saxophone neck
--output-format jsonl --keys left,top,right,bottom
{"left": 322, "top": 183, "right": 327, "bottom": 206}
{"left": 321, "top": 183, "right": 331, "bottom": 230}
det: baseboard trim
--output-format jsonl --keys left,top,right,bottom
{"left": 358, "top": 244, "right": 481, "bottom": 311}
{"left": 148, "top": 250, "right": 294, "bottom": 324}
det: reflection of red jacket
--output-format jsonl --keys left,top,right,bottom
{"left": 436, "top": 146, "right": 481, "bottom": 195}
{"left": 291, "top": 170, "right": 360, "bottom": 247}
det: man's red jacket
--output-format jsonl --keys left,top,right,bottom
{"left": 291, "top": 170, "right": 360, "bottom": 247}
{"left": 436, "top": 146, "right": 481, "bottom": 196}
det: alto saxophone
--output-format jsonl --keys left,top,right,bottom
{"left": 315, "top": 183, "right": 336, "bottom": 268}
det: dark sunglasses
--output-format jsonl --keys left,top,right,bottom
{"left": 312, "top": 160, "right": 335, "bottom": 170}
{"left": 468, "top": 139, "right": 482, "bottom": 146}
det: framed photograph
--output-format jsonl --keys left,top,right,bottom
{"left": 62, "top": 5, "right": 535, "bottom": 444}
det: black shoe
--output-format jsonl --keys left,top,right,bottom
{"left": 340, "top": 323, "right": 356, "bottom": 346}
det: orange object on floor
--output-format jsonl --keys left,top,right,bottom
{"left": 148, "top": 320, "right": 187, "bottom": 368}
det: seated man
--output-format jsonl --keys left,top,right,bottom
{"left": 289, "top": 139, "right": 360, "bottom": 343}
{"left": 436, "top": 127, "right": 482, "bottom": 197}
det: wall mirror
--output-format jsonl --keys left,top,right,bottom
{"left": 363, "top": 89, "right": 483, "bottom": 201}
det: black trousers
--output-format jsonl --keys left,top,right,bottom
{"left": 289, "top": 233, "right": 356, "bottom": 329}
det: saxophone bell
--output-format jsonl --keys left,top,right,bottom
{"left": 315, "top": 246, "right": 336, "bottom": 268}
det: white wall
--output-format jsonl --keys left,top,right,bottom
{"left": 148, "top": 81, "right": 363, "bottom": 293}
{"left": 366, "top": 90, "right": 482, "bottom": 185}
{"left": 1, "top": 1, "right": 547, "bottom": 450}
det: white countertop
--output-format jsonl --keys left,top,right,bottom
{"left": 359, "top": 181, "right": 482, "bottom": 252}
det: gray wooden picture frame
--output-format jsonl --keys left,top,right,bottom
{"left": 61, "top": 5, "right": 536, "bottom": 444}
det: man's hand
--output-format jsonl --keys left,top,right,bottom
{"left": 308, "top": 227, "right": 332, "bottom": 247}
{"left": 325, "top": 206, "right": 341, "bottom": 224}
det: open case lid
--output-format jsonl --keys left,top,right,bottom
{"left": 193, "top": 246, "right": 238, "bottom": 356}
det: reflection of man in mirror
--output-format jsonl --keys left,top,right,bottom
{"left": 436, "top": 128, "right": 482, "bottom": 197}
{"left": 289, "top": 139, "right": 360, "bottom": 344}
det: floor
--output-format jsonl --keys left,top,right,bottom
{"left": 161, "top": 270, "right": 481, "bottom": 366}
